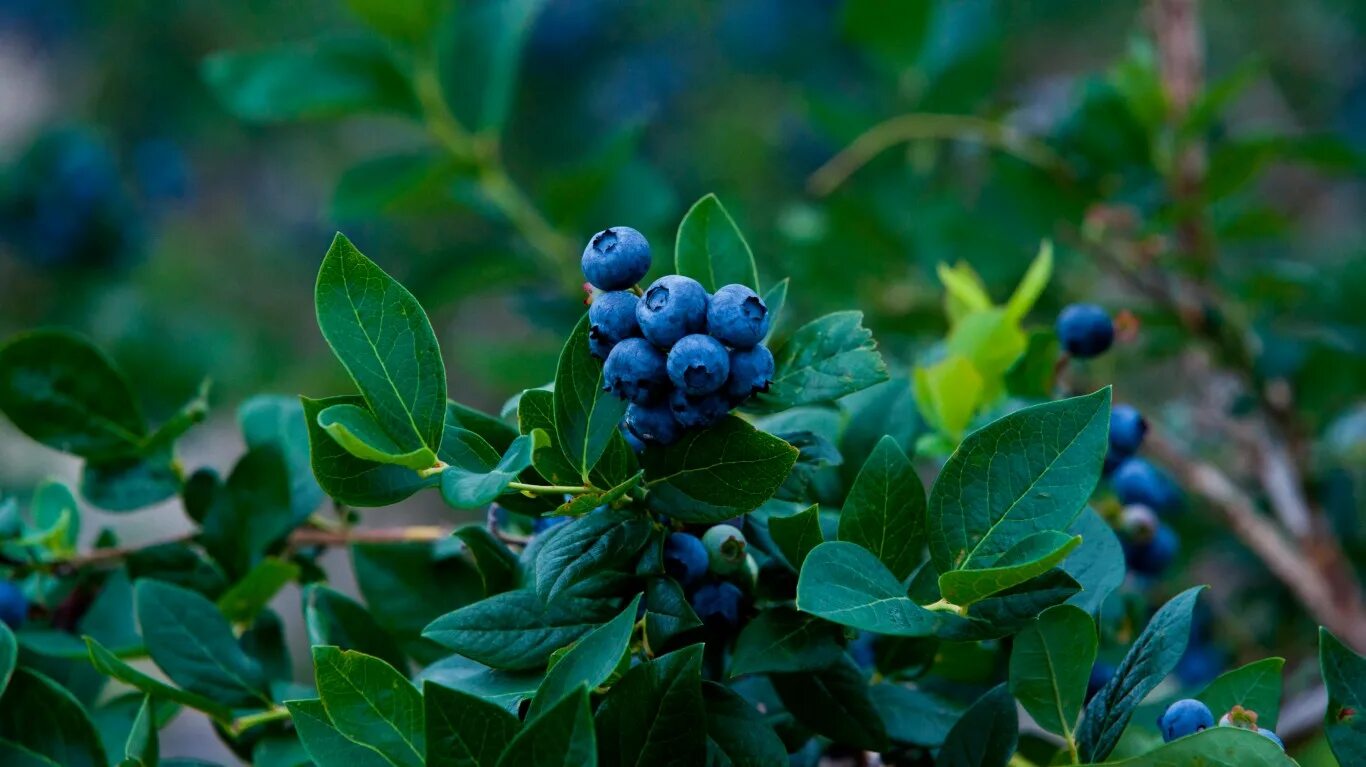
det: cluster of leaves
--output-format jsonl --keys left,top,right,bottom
{"left": 0, "top": 193, "right": 1359, "bottom": 767}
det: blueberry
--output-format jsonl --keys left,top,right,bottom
{"left": 1256, "top": 729, "right": 1284, "bottom": 750}
{"left": 581, "top": 226, "right": 651, "bottom": 290}
{"left": 621, "top": 427, "right": 646, "bottom": 454}
{"left": 1112, "top": 457, "right": 1180, "bottom": 513}
{"left": 664, "top": 532, "right": 708, "bottom": 585}
{"left": 1087, "top": 661, "right": 1115, "bottom": 702}
{"left": 1124, "top": 522, "right": 1177, "bottom": 575}
{"left": 1109, "top": 404, "right": 1148, "bottom": 456}
{"left": 725, "top": 344, "right": 775, "bottom": 402}
{"left": 702, "top": 524, "right": 747, "bottom": 574}
{"left": 690, "top": 581, "right": 743, "bottom": 629}
{"left": 637, "top": 275, "right": 709, "bottom": 347}
{"left": 625, "top": 401, "right": 681, "bottom": 445}
{"left": 533, "top": 516, "right": 570, "bottom": 535}
{"left": 667, "top": 334, "right": 730, "bottom": 396}
{"left": 707, "top": 284, "right": 769, "bottom": 349}
{"left": 1176, "top": 644, "right": 1224, "bottom": 688}
{"left": 588, "top": 291, "right": 641, "bottom": 359}
{"left": 0, "top": 580, "right": 27, "bottom": 629}
{"left": 1158, "top": 699, "right": 1214, "bottom": 742}
{"left": 849, "top": 632, "right": 876, "bottom": 670}
{"left": 669, "top": 389, "right": 729, "bottom": 429}
{"left": 1056, "top": 303, "right": 1115, "bottom": 358}
{"left": 603, "top": 338, "right": 669, "bottom": 404}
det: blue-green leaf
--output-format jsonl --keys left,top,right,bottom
{"left": 85, "top": 637, "right": 234, "bottom": 722}
{"left": 759, "top": 312, "right": 889, "bottom": 409}
{"left": 0, "top": 667, "right": 107, "bottom": 767}
{"left": 674, "top": 194, "right": 759, "bottom": 293}
{"left": 770, "top": 654, "right": 887, "bottom": 751}
{"left": 1009, "top": 604, "right": 1095, "bottom": 741}
{"left": 939, "top": 531, "right": 1082, "bottom": 606}
{"left": 729, "top": 607, "right": 844, "bottom": 676}
{"left": 423, "top": 589, "right": 617, "bottom": 671}
{"left": 553, "top": 315, "right": 627, "bottom": 483}
{"left": 838, "top": 435, "right": 926, "bottom": 580}
{"left": 303, "top": 584, "right": 407, "bottom": 674}
{"left": 1194, "top": 658, "right": 1284, "bottom": 731}
{"left": 768, "top": 504, "right": 824, "bottom": 570}
{"left": 530, "top": 595, "right": 641, "bottom": 717}
{"left": 1062, "top": 508, "right": 1125, "bottom": 615}
{"left": 934, "top": 684, "right": 1017, "bottom": 767}
{"left": 440, "top": 431, "right": 544, "bottom": 508}
{"left": 795, "top": 542, "right": 941, "bottom": 637}
{"left": 286, "top": 698, "right": 392, "bottom": 767}
{"left": 313, "top": 646, "right": 424, "bottom": 767}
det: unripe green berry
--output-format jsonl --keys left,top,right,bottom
{"left": 702, "top": 524, "right": 747, "bottom": 574}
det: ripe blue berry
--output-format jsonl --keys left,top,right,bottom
{"left": 669, "top": 389, "right": 729, "bottom": 429}
{"left": 0, "top": 580, "right": 27, "bottom": 629}
{"left": 1110, "top": 404, "right": 1148, "bottom": 455}
{"left": 1112, "top": 457, "right": 1180, "bottom": 513}
{"left": 1256, "top": 729, "right": 1284, "bottom": 750}
{"left": 725, "top": 344, "right": 774, "bottom": 402}
{"left": 1086, "top": 661, "right": 1115, "bottom": 702}
{"left": 603, "top": 338, "right": 668, "bottom": 404}
{"left": 1124, "top": 522, "right": 1177, "bottom": 575}
{"left": 690, "top": 581, "right": 743, "bottom": 629}
{"left": 533, "top": 516, "right": 570, "bottom": 535}
{"left": 625, "top": 401, "right": 680, "bottom": 445}
{"left": 1158, "top": 699, "right": 1214, "bottom": 742}
{"left": 849, "top": 632, "right": 876, "bottom": 670}
{"left": 664, "top": 532, "right": 708, "bottom": 586}
{"left": 702, "top": 524, "right": 747, "bottom": 574}
{"left": 667, "top": 334, "right": 730, "bottom": 396}
{"left": 637, "top": 275, "right": 709, "bottom": 347}
{"left": 707, "top": 284, "right": 769, "bottom": 349}
{"left": 588, "top": 291, "right": 641, "bottom": 359}
{"left": 621, "top": 427, "right": 646, "bottom": 454}
{"left": 581, "top": 226, "right": 651, "bottom": 290}
{"left": 1056, "top": 303, "right": 1115, "bottom": 358}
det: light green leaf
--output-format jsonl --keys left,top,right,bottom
{"left": 530, "top": 594, "right": 641, "bottom": 717}
{"left": 315, "top": 233, "right": 447, "bottom": 454}
{"left": 287, "top": 698, "right": 392, "bottom": 767}
{"left": 85, "top": 637, "right": 234, "bottom": 722}
{"left": 642, "top": 416, "right": 798, "bottom": 522}
{"left": 936, "top": 261, "right": 993, "bottom": 325}
{"left": 795, "top": 542, "right": 941, "bottom": 637}
{"left": 216, "top": 558, "right": 301, "bottom": 624}
{"left": 928, "top": 387, "right": 1111, "bottom": 573}
{"left": 912, "top": 353, "right": 984, "bottom": 439}
{"left": 729, "top": 607, "right": 844, "bottom": 677}
{"left": 939, "top": 531, "right": 1082, "bottom": 606}
{"left": 496, "top": 685, "right": 595, "bottom": 767}
{"left": 313, "top": 646, "right": 425, "bottom": 767}
{"left": 1321, "top": 627, "right": 1366, "bottom": 765}
{"left": 553, "top": 315, "right": 627, "bottom": 483}
{"left": 1004, "top": 240, "right": 1054, "bottom": 322}
{"left": 674, "top": 193, "right": 759, "bottom": 293}
{"left": 1009, "top": 605, "right": 1096, "bottom": 741}
{"left": 768, "top": 504, "right": 823, "bottom": 570}
{"left": 319, "top": 403, "right": 438, "bottom": 470}
{"left": 440, "top": 431, "right": 544, "bottom": 508}
{"left": 838, "top": 435, "right": 926, "bottom": 581}
{"left": 1194, "top": 658, "right": 1284, "bottom": 730}
{"left": 760, "top": 311, "right": 888, "bottom": 409}
{"left": 423, "top": 681, "right": 519, "bottom": 767}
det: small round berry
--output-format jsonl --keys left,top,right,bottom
{"left": 581, "top": 226, "right": 651, "bottom": 290}
{"left": 725, "top": 344, "right": 775, "bottom": 402}
{"left": 1056, "top": 303, "right": 1115, "bottom": 358}
{"left": 663, "top": 532, "right": 708, "bottom": 586}
{"left": 588, "top": 291, "right": 641, "bottom": 359}
{"left": 603, "top": 338, "right": 668, "bottom": 404}
{"left": 1124, "top": 522, "right": 1177, "bottom": 575}
{"left": 702, "top": 524, "right": 747, "bottom": 574}
{"left": 625, "top": 401, "right": 680, "bottom": 445}
{"left": 1120, "top": 504, "right": 1159, "bottom": 542}
{"left": 690, "top": 581, "right": 743, "bottom": 629}
{"left": 669, "top": 389, "right": 729, "bottom": 430}
{"left": 1112, "top": 457, "right": 1180, "bottom": 513}
{"left": 1109, "top": 404, "right": 1148, "bottom": 456}
{"left": 1256, "top": 729, "right": 1284, "bottom": 750}
{"left": 0, "top": 580, "right": 27, "bottom": 629}
{"left": 621, "top": 427, "right": 646, "bottom": 455}
{"left": 848, "top": 632, "right": 876, "bottom": 670}
{"left": 1087, "top": 661, "right": 1116, "bottom": 702}
{"left": 1158, "top": 699, "right": 1214, "bottom": 742}
{"left": 636, "top": 275, "right": 709, "bottom": 347}
{"left": 667, "top": 334, "right": 730, "bottom": 396}
{"left": 707, "top": 284, "right": 769, "bottom": 349}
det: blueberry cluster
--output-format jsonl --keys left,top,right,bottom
{"left": 663, "top": 524, "right": 754, "bottom": 629}
{"left": 1103, "top": 403, "right": 1184, "bottom": 576}
{"left": 1157, "top": 699, "right": 1283, "bottom": 750}
{"left": 581, "top": 227, "right": 775, "bottom": 447}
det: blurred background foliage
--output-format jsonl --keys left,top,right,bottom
{"left": 0, "top": 0, "right": 1363, "bottom": 761}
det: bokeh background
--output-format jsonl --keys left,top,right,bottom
{"left": 0, "top": 0, "right": 1363, "bottom": 763}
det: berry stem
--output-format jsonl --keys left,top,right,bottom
{"left": 227, "top": 705, "right": 292, "bottom": 737}
{"left": 506, "top": 482, "right": 592, "bottom": 496}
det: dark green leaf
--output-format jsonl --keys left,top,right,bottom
{"left": 934, "top": 684, "right": 1017, "bottom": 767}
{"left": 346, "top": 0, "right": 438, "bottom": 42}
{"left": 0, "top": 667, "right": 106, "bottom": 767}
{"left": 928, "top": 388, "right": 1111, "bottom": 573}
{"left": 518, "top": 389, "right": 581, "bottom": 486}
{"left": 796, "top": 541, "right": 941, "bottom": 636}
{"left": 216, "top": 558, "right": 300, "bottom": 624}
{"left": 446, "top": 401, "right": 519, "bottom": 453}
{"left": 301, "top": 395, "right": 434, "bottom": 507}
{"left": 642, "top": 416, "right": 798, "bottom": 522}
{"left": 643, "top": 577, "right": 702, "bottom": 651}
{"left": 553, "top": 314, "right": 628, "bottom": 482}
{"left": 0, "top": 740, "right": 60, "bottom": 766}
{"left": 1005, "top": 330, "right": 1061, "bottom": 399}
{"left": 1195, "top": 658, "right": 1284, "bottom": 731}
{"left": 768, "top": 504, "right": 823, "bottom": 570}
{"left": 497, "top": 685, "right": 595, "bottom": 767}
{"left": 84, "top": 637, "right": 233, "bottom": 722}
{"left": 319, "top": 403, "right": 438, "bottom": 470}
{"left": 594, "top": 645, "right": 707, "bottom": 767}
{"left": 352, "top": 541, "right": 484, "bottom": 658}
{"left": 143, "top": 379, "right": 211, "bottom": 452}
{"left": 1009, "top": 604, "right": 1095, "bottom": 740}
{"left": 729, "top": 607, "right": 844, "bottom": 676}
{"left": 957, "top": 569, "right": 1082, "bottom": 640}
{"left": 441, "top": 431, "right": 543, "bottom": 508}
{"left": 939, "top": 531, "right": 1082, "bottom": 606}
{"left": 1093, "top": 726, "right": 1298, "bottom": 766}
{"left": 423, "top": 589, "right": 616, "bottom": 671}
{"left": 424, "top": 681, "right": 519, "bottom": 767}
{"left": 200, "top": 445, "right": 296, "bottom": 578}
{"left": 313, "top": 646, "right": 424, "bottom": 767}
{"left": 871, "top": 684, "right": 962, "bottom": 747}
{"left": 303, "top": 584, "right": 407, "bottom": 673}
{"left": 1321, "top": 627, "right": 1366, "bottom": 765}
{"left": 838, "top": 435, "right": 925, "bottom": 580}
{"left": 531, "top": 595, "right": 641, "bottom": 717}
{"left": 80, "top": 449, "right": 180, "bottom": 512}
{"left": 1077, "top": 586, "right": 1205, "bottom": 762}
{"left": 203, "top": 39, "right": 418, "bottom": 122}
{"left": 239, "top": 395, "right": 324, "bottom": 522}
{"left": 453, "top": 526, "right": 520, "bottom": 597}
{"left": 771, "top": 654, "right": 887, "bottom": 751}
{"left": 416, "top": 655, "right": 542, "bottom": 713}
{"left": 438, "top": 0, "right": 549, "bottom": 132}
{"left": 0, "top": 623, "right": 14, "bottom": 694}
{"left": 121, "top": 695, "right": 158, "bottom": 767}
{"left": 838, "top": 374, "right": 923, "bottom": 487}
{"left": 1062, "top": 508, "right": 1125, "bottom": 616}
{"left": 842, "top": 0, "right": 932, "bottom": 68}
{"left": 532, "top": 507, "right": 651, "bottom": 602}
{"left": 701, "top": 681, "right": 788, "bottom": 767}
{"left": 759, "top": 312, "right": 888, "bottom": 409}
{"left": 674, "top": 193, "right": 759, "bottom": 293}
{"left": 286, "top": 698, "right": 392, "bottom": 767}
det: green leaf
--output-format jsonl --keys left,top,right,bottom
{"left": 80, "top": 448, "right": 181, "bottom": 512}
{"left": 1062, "top": 508, "right": 1126, "bottom": 616}
{"left": 643, "top": 577, "right": 702, "bottom": 651}
{"left": 217, "top": 558, "right": 300, "bottom": 624}
{"left": 936, "top": 261, "right": 993, "bottom": 326}
{"left": 85, "top": 637, "right": 234, "bottom": 722}
{"left": 202, "top": 39, "right": 418, "bottom": 122}
{"left": 423, "top": 589, "right": 616, "bottom": 671}
{"left": 313, "top": 646, "right": 424, "bottom": 767}
{"left": 199, "top": 445, "right": 296, "bottom": 578}
{"left": 0, "top": 622, "right": 14, "bottom": 695}
{"left": 239, "top": 394, "right": 324, "bottom": 522}
{"left": 346, "top": 0, "right": 438, "bottom": 43}
{"left": 423, "top": 682, "right": 519, "bottom": 767}
{"left": 760, "top": 312, "right": 888, "bottom": 408}
{"left": 303, "top": 584, "right": 407, "bottom": 673}
{"left": 121, "top": 695, "right": 158, "bottom": 767}
{"left": 928, "top": 387, "right": 1111, "bottom": 573}
{"left": 301, "top": 395, "right": 434, "bottom": 507}
{"left": 912, "top": 353, "right": 984, "bottom": 439}
{"left": 771, "top": 654, "right": 888, "bottom": 751}
{"left": 438, "top": 0, "right": 549, "bottom": 132}
{"left": 1004, "top": 241, "right": 1054, "bottom": 322}
{"left": 769, "top": 504, "right": 823, "bottom": 570}
{"left": 1077, "top": 586, "right": 1205, "bottom": 762}
{"left": 594, "top": 645, "right": 707, "bottom": 767}
{"left": 440, "top": 431, "right": 543, "bottom": 508}
{"left": 319, "top": 403, "right": 438, "bottom": 470}
{"left": 553, "top": 470, "right": 643, "bottom": 518}
{"left": 416, "top": 655, "right": 543, "bottom": 713}
{"left": 729, "top": 607, "right": 844, "bottom": 676}
{"left": 642, "top": 416, "right": 798, "bottom": 522}
{"left": 701, "top": 681, "right": 788, "bottom": 766}
{"left": 1009, "top": 605, "right": 1096, "bottom": 741}
{"left": 518, "top": 389, "right": 580, "bottom": 485}
{"left": 1321, "top": 627, "right": 1366, "bottom": 765}
{"left": 352, "top": 540, "right": 484, "bottom": 658}
{"left": 0, "top": 330, "right": 145, "bottom": 460}
{"left": 842, "top": 0, "right": 932, "bottom": 69}
{"left": 934, "top": 684, "right": 1017, "bottom": 767}
{"left": 1091, "top": 726, "right": 1297, "bottom": 766}
{"left": 871, "top": 684, "right": 962, "bottom": 748}
{"left": 553, "top": 314, "right": 628, "bottom": 482}
{"left": 143, "top": 379, "right": 211, "bottom": 453}
{"left": 453, "top": 526, "right": 520, "bottom": 597}
{"left": 0, "top": 667, "right": 107, "bottom": 767}
{"left": 530, "top": 594, "right": 641, "bottom": 717}
{"left": 531, "top": 507, "right": 652, "bottom": 602}
{"left": 31, "top": 480, "right": 79, "bottom": 554}
{"left": 0, "top": 740, "right": 60, "bottom": 767}
{"left": 838, "top": 435, "right": 926, "bottom": 581}
{"left": 315, "top": 233, "right": 446, "bottom": 453}
{"left": 286, "top": 699, "right": 392, "bottom": 767}
{"left": 1194, "top": 658, "right": 1284, "bottom": 731}
{"left": 674, "top": 193, "right": 760, "bottom": 293}
{"left": 760, "top": 278, "right": 789, "bottom": 342}
{"left": 497, "top": 685, "right": 595, "bottom": 767}
{"left": 134, "top": 578, "right": 270, "bottom": 707}
{"left": 939, "top": 531, "right": 1082, "bottom": 606}
{"left": 1005, "top": 330, "right": 1061, "bottom": 399}
{"left": 955, "top": 569, "right": 1082, "bottom": 640}
{"left": 796, "top": 541, "right": 941, "bottom": 636}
